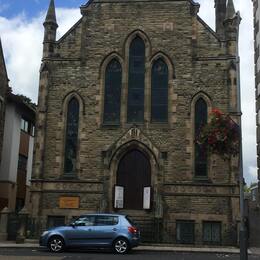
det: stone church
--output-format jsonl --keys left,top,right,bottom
{"left": 31, "top": 0, "right": 241, "bottom": 245}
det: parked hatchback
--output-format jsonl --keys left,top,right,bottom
{"left": 39, "top": 214, "right": 140, "bottom": 254}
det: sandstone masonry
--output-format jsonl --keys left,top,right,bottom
{"left": 31, "top": 0, "right": 241, "bottom": 245}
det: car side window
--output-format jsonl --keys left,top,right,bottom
{"left": 74, "top": 216, "right": 95, "bottom": 226}
{"left": 95, "top": 216, "right": 119, "bottom": 226}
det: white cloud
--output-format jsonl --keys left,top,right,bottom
{"left": 0, "top": 8, "right": 81, "bottom": 102}
{"left": 248, "top": 166, "right": 258, "bottom": 184}
{"left": 0, "top": 1, "right": 257, "bottom": 184}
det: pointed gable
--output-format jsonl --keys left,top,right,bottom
{"left": 0, "top": 38, "right": 9, "bottom": 98}
{"left": 45, "top": 0, "right": 58, "bottom": 25}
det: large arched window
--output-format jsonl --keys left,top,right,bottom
{"left": 127, "top": 36, "right": 145, "bottom": 122}
{"left": 195, "top": 98, "right": 208, "bottom": 177}
{"left": 103, "top": 59, "right": 122, "bottom": 124}
{"left": 64, "top": 98, "right": 79, "bottom": 175}
{"left": 151, "top": 59, "right": 168, "bottom": 122}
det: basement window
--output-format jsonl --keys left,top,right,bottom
{"left": 203, "top": 222, "right": 221, "bottom": 245}
{"left": 176, "top": 220, "right": 195, "bottom": 244}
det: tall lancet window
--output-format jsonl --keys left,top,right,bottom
{"left": 64, "top": 98, "right": 79, "bottom": 175}
{"left": 127, "top": 36, "right": 145, "bottom": 122}
{"left": 195, "top": 98, "right": 208, "bottom": 177}
{"left": 151, "top": 59, "right": 168, "bottom": 122}
{"left": 103, "top": 59, "right": 122, "bottom": 124}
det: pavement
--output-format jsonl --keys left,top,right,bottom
{"left": 0, "top": 240, "right": 258, "bottom": 255}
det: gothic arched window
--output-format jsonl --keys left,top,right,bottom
{"left": 127, "top": 36, "right": 145, "bottom": 122}
{"left": 103, "top": 59, "right": 122, "bottom": 124}
{"left": 195, "top": 98, "right": 208, "bottom": 177}
{"left": 151, "top": 59, "right": 168, "bottom": 122}
{"left": 64, "top": 97, "right": 79, "bottom": 175}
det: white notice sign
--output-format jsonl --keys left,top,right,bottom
{"left": 143, "top": 187, "right": 151, "bottom": 209}
{"left": 114, "top": 186, "right": 124, "bottom": 209}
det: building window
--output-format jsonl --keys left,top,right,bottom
{"left": 258, "top": 109, "right": 260, "bottom": 126}
{"left": 203, "top": 222, "right": 221, "bottom": 245}
{"left": 64, "top": 98, "right": 79, "bottom": 175}
{"left": 18, "top": 155, "right": 27, "bottom": 171}
{"left": 21, "top": 118, "right": 29, "bottom": 133}
{"left": 195, "top": 98, "right": 208, "bottom": 177}
{"left": 252, "top": 188, "right": 257, "bottom": 201}
{"left": 103, "top": 59, "right": 122, "bottom": 124}
{"left": 257, "top": 83, "right": 260, "bottom": 96}
{"left": 0, "top": 99, "right": 2, "bottom": 114}
{"left": 127, "top": 36, "right": 145, "bottom": 123}
{"left": 176, "top": 220, "right": 195, "bottom": 244}
{"left": 151, "top": 59, "right": 168, "bottom": 122}
{"left": 47, "top": 216, "right": 65, "bottom": 228}
{"left": 32, "top": 125, "right": 35, "bottom": 137}
{"left": 15, "top": 198, "right": 25, "bottom": 212}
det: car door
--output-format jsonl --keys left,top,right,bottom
{"left": 92, "top": 215, "right": 120, "bottom": 246}
{"left": 64, "top": 215, "right": 96, "bottom": 246}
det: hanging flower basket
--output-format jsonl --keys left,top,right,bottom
{"left": 195, "top": 109, "right": 240, "bottom": 160}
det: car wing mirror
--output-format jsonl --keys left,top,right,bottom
{"left": 70, "top": 223, "right": 76, "bottom": 228}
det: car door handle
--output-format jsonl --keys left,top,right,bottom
{"left": 112, "top": 228, "right": 117, "bottom": 231}
{"left": 88, "top": 229, "right": 92, "bottom": 232}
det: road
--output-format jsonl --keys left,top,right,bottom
{"left": 0, "top": 248, "right": 259, "bottom": 260}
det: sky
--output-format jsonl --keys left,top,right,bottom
{"left": 0, "top": 0, "right": 257, "bottom": 185}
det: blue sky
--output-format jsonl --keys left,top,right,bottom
{"left": 0, "top": 0, "right": 258, "bottom": 185}
{"left": 1, "top": 0, "right": 85, "bottom": 18}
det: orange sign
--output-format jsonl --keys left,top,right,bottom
{"left": 59, "top": 197, "right": 80, "bottom": 209}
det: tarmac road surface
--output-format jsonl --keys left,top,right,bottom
{"left": 0, "top": 248, "right": 259, "bottom": 260}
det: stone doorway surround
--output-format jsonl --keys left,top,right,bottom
{"left": 102, "top": 127, "right": 164, "bottom": 218}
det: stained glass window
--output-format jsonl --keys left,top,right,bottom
{"left": 103, "top": 59, "right": 122, "bottom": 124}
{"left": 151, "top": 59, "right": 168, "bottom": 122}
{"left": 127, "top": 37, "right": 145, "bottom": 122}
{"left": 64, "top": 98, "right": 79, "bottom": 175}
{"left": 195, "top": 98, "right": 208, "bottom": 177}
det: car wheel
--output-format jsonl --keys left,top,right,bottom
{"left": 48, "top": 236, "right": 65, "bottom": 253}
{"left": 113, "top": 238, "right": 129, "bottom": 254}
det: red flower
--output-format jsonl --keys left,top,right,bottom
{"left": 195, "top": 108, "right": 239, "bottom": 160}
{"left": 211, "top": 108, "right": 223, "bottom": 117}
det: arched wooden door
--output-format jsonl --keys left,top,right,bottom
{"left": 116, "top": 149, "right": 151, "bottom": 210}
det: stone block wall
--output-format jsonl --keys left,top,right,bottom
{"left": 31, "top": 0, "right": 240, "bottom": 245}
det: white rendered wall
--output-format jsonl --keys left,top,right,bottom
{"left": 26, "top": 135, "right": 34, "bottom": 186}
{"left": 0, "top": 104, "right": 21, "bottom": 183}
{"left": 256, "top": 1, "right": 260, "bottom": 73}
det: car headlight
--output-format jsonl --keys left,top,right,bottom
{"left": 41, "top": 231, "right": 49, "bottom": 236}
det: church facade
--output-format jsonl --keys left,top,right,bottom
{"left": 31, "top": 0, "right": 241, "bottom": 245}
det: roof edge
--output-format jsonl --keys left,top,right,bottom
{"left": 197, "top": 16, "right": 220, "bottom": 41}
{"left": 81, "top": 0, "right": 200, "bottom": 9}
{"left": 56, "top": 18, "right": 83, "bottom": 44}
{"left": 0, "top": 38, "right": 9, "bottom": 82}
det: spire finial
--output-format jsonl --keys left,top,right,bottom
{"left": 45, "top": 0, "right": 57, "bottom": 25}
{"left": 225, "top": 0, "right": 236, "bottom": 20}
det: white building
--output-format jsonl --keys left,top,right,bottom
{"left": 0, "top": 93, "right": 35, "bottom": 212}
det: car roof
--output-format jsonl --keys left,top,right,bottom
{"left": 80, "top": 213, "right": 126, "bottom": 217}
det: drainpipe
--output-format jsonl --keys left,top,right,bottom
{"left": 234, "top": 11, "right": 248, "bottom": 260}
